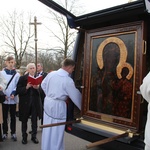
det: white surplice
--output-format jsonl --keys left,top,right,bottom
{"left": 41, "top": 68, "right": 82, "bottom": 150}
{"left": 140, "top": 72, "right": 150, "bottom": 149}
{"left": 0, "top": 72, "right": 7, "bottom": 124}
{"left": 0, "top": 70, "right": 20, "bottom": 104}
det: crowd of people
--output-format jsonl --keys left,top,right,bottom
{"left": 0, "top": 56, "right": 82, "bottom": 150}
{"left": 1, "top": 55, "right": 150, "bottom": 150}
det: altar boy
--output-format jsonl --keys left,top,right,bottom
{"left": 0, "top": 56, "right": 20, "bottom": 141}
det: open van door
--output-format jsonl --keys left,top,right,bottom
{"left": 38, "top": 0, "right": 150, "bottom": 148}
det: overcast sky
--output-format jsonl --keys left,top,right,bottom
{"left": 0, "top": 0, "right": 136, "bottom": 53}
{"left": 0, "top": 0, "right": 134, "bottom": 15}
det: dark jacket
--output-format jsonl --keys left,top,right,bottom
{"left": 40, "top": 72, "right": 47, "bottom": 79}
{"left": 38, "top": 72, "right": 47, "bottom": 104}
{"left": 16, "top": 73, "right": 42, "bottom": 122}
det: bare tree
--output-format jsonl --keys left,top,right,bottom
{"left": 45, "top": 0, "right": 82, "bottom": 59}
{"left": 0, "top": 50, "right": 8, "bottom": 69}
{"left": 0, "top": 11, "right": 34, "bottom": 69}
{"left": 38, "top": 51, "right": 63, "bottom": 72}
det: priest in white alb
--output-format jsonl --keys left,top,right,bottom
{"left": 41, "top": 58, "right": 82, "bottom": 150}
{"left": 140, "top": 72, "right": 150, "bottom": 150}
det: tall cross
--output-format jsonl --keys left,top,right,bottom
{"left": 30, "top": 16, "right": 42, "bottom": 72}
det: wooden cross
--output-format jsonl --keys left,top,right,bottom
{"left": 30, "top": 16, "right": 42, "bottom": 72}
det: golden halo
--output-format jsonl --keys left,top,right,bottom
{"left": 117, "top": 62, "right": 133, "bottom": 80}
{"left": 96, "top": 37, "right": 127, "bottom": 69}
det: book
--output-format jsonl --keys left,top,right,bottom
{"left": 27, "top": 75, "right": 43, "bottom": 85}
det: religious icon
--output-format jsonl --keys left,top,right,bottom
{"left": 90, "top": 36, "right": 134, "bottom": 118}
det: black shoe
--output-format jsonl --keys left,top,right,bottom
{"left": 2, "top": 134, "right": 7, "bottom": 141}
{"left": 31, "top": 137, "right": 39, "bottom": 144}
{"left": 22, "top": 138, "right": 27, "bottom": 144}
{"left": 29, "top": 130, "right": 32, "bottom": 134}
{"left": 11, "top": 134, "right": 17, "bottom": 141}
{"left": 16, "top": 111, "right": 19, "bottom": 117}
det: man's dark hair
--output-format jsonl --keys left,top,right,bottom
{"left": 37, "top": 63, "right": 43, "bottom": 68}
{"left": 61, "top": 58, "right": 75, "bottom": 67}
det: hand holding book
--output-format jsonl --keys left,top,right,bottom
{"left": 28, "top": 75, "right": 43, "bottom": 85}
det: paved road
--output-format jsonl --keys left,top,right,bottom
{"left": 0, "top": 117, "right": 101, "bottom": 150}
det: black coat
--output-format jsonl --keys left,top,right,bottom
{"left": 38, "top": 72, "right": 47, "bottom": 104}
{"left": 40, "top": 72, "right": 47, "bottom": 79}
{"left": 16, "top": 73, "right": 42, "bottom": 122}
